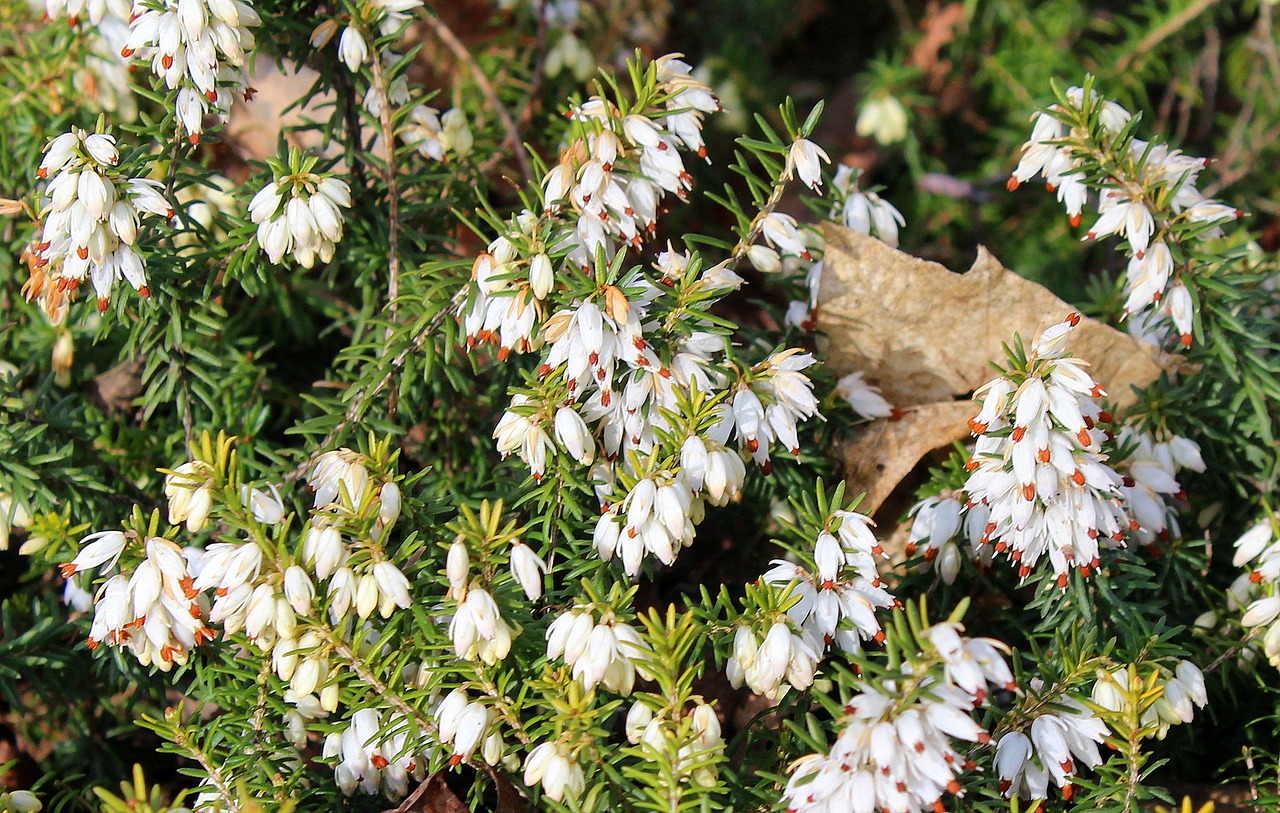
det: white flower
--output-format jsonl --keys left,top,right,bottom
{"left": 34, "top": 127, "right": 171, "bottom": 311}
{"left": 782, "top": 679, "right": 989, "bottom": 813}
{"left": 242, "top": 484, "right": 285, "bottom": 524}
{"left": 546, "top": 607, "right": 650, "bottom": 694}
{"left": 509, "top": 541, "right": 546, "bottom": 600}
{"left": 835, "top": 371, "right": 896, "bottom": 420}
{"left": 164, "top": 461, "right": 215, "bottom": 532}
{"left": 122, "top": 0, "right": 261, "bottom": 143}
{"left": 856, "top": 94, "right": 909, "bottom": 145}
{"left": 964, "top": 314, "right": 1134, "bottom": 586}
{"left": 252, "top": 169, "right": 352, "bottom": 269}
{"left": 787, "top": 138, "right": 830, "bottom": 192}
{"left": 524, "top": 741, "right": 585, "bottom": 803}
{"left": 308, "top": 448, "right": 369, "bottom": 508}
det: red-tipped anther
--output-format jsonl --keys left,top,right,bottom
{"left": 121, "top": 46, "right": 135, "bottom": 57}
{"left": 760, "top": 460, "right": 773, "bottom": 475}
{"left": 1057, "top": 573, "right": 1068, "bottom": 588}
{"left": 1019, "top": 564, "right": 1031, "bottom": 578}
{"left": 97, "top": 297, "right": 109, "bottom": 312}
{"left": 1098, "top": 410, "right": 1114, "bottom": 423}
{"left": 1121, "top": 475, "right": 1135, "bottom": 488}
{"left": 1069, "top": 213, "right": 1082, "bottom": 228}
{"left": 904, "top": 543, "right": 918, "bottom": 557}
{"left": 37, "top": 167, "right": 47, "bottom": 179}
{"left": 371, "top": 754, "right": 389, "bottom": 769}
{"left": 76, "top": 245, "right": 88, "bottom": 259}
{"left": 189, "top": 132, "right": 200, "bottom": 145}
{"left": 205, "top": 90, "right": 217, "bottom": 102}
{"left": 139, "top": 286, "right": 150, "bottom": 298}
{"left": 873, "top": 630, "right": 886, "bottom": 643}
{"left": 747, "top": 437, "right": 759, "bottom": 453}
{"left": 1046, "top": 183, "right": 1056, "bottom": 192}
{"left": 1181, "top": 333, "right": 1192, "bottom": 347}
{"left": 871, "top": 544, "right": 884, "bottom": 555}
{"left": 1012, "top": 426, "right": 1027, "bottom": 442}
{"left": 1063, "top": 783, "right": 1075, "bottom": 801}
{"left": 59, "top": 562, "right": 79, "bottom": 579}
{"left": 1077, "top": 428, "right": 1092, "bottom": 446}
{"left": 161, "top": 54, "right": 173, "bottom": 69}
{"left": 1006, "top": 176, "right": 1020, "bottom": 191}
{"left": 889, "top": 407, "right": 904, "bottom": 421}
{"left": 1038, "top": 447, "right": 1050, "bottom": 463}
{"left": 1071, "top": 470, "right": 1086, "bottom": 485}
{"left": 1022, "top": 483, "right": 1036, "bottom": 500}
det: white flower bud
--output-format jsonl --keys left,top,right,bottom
{"left": 509, "top": 541, "right": 546, "bottom": 600}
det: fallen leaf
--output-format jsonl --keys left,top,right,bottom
{"left": 839, "top": 401, "right": 974, "bottom": 516}
{"left": 816, "top": 224, "right": 1185, "bottom": 410}
{"left": 383, "top": 772, "right": 472, "bottom": 813}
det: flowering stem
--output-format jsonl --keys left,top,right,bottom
{"left": 169, "top": 719, "right": 241, "bottom": 813}
{"left": 328, "top": 635, "right": 439, "bottom": 737}
{"left": 284, "top": 287, "right": 466, "bottom": 481}
{"left": 363, "top": 29, "right": 404, "bottom": 419}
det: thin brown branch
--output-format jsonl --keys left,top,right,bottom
{"left": 1114, "top": 0, "right": 1223, "bottom": 75}
{"left": 285, "top": 288, "right": 466, "bottom": 482}
{"left": 423, "top": 10, "right": 533, "bottom": 182}
{"left": 365, "top": 40, "right": 405, "bottom": 420}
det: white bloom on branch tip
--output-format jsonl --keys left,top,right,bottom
{"left": 787, "top": 138, "right": 830, "bottom": 192}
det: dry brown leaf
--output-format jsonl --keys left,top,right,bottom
{"left": 87, "top": 358, "right": 143, "bottom": 416}
{"left": 839, "top": 401, "right": 974, "bottom": 516}
{"left": 817, "top": 224, "right": 1185, "bottom": 410}
{"left": 383, "top": 772, "right": 472, "bottom": 813}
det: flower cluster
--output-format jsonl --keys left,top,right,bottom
{"left": 1091, "top": 660, "right": 1207, "bottom": 740}
{"left": 762, "top": 507, "right": 895, "bottom": 658}
{"left": 250, "top": 151, "right": 352, "bottom": 268}
{"left": 1113, "top": 426, "right": 1204, "bottom": 548}
{"left": 41, "top": 0, "right": 128, "bottom": 25}
{"left": 1009, "top": 85, "right": 1243, "bottom": 343}
{"left": 546, "top": 605, "right": 651, "bottom": 694}
{"left": 434, "top": 688, "right": 504, "bottom": 767}
{"left": 61, "top": 531, "right": 213, "bottom": 670}
{"left": 326, "top": 707, "right": 431, "bottom": 799}
{"left": 403, "top": 106, "right": 474, "bottom": 162}
{"left": 459, "top": 53, "right": 720, "bottom": 358}
{"left": 994, "top": 681, "right": 1108, "bottom": 802}
{"left": 122, "top": 0, "right": 261, "bottom": 143}
{"left": 1234, "top": 521, "right": 1280, "bottom": 666}
{"left": 33, "top": 127, "right": 172, "bottom": 312}
{"left": 964, "top": 313, "right": 1136, "bottom": 586}
{"left": 904, "top": 492, "right": 971, "bottom": 584}
{"left": 302, "top": 448, "right": 410, "bottom": 620}
{"left": 781, "top": 621, "right": 1010, "bottom": 813}
{"left": 523, "top": 740, "right": 586, "bottom": 803}
{"left": 625, "top": 701, "right": 724, "bottom": 788}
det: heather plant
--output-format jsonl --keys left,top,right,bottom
{"left": 1, "top": 2, "right": 1280, "bottom": 813}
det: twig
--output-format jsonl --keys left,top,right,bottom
{"left": 365, "top": 38, "right": 405, "bottom": 420}
{"left": 170, "top": 721, "right": 242, "bottom": 813}
{"left": 329, "top": 636, "right": 438, "bottom": 736}
{"left": 284, "top": 288, "right": 466, "bottom": 481}
{"left": 1114, "top": 0, "right": 1223, "bottom": 74}
{"left": 423, "top": 10, "right": 533, "bottom": 181}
